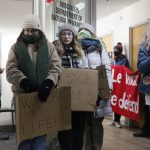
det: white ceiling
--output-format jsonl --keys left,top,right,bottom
{"left": 97, "top": 0, "right": 142, "bottom": 20}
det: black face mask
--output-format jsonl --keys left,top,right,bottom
{"left": 22, "top": 34, "right": 41, "bottom": 44}
{"left": 114, "top": 50, "right": 121, "bottom": 56}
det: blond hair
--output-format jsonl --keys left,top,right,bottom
{"left": 54, "top": 35, "right": 83, "bottom": 58}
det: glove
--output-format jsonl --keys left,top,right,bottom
{"left": 38, "top": 79, "right": 54, "bottom": 102}
{"left": 20, "top": 78, "right": 38, "bottom": 93}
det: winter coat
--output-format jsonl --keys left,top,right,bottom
{"left": 61, "top": 46, "right": 86, "bottom": 68}
{"left": 57, "top": 45, "right": 87, "bottom": 69}
{"left": 138, "top": 45, "right": 150, "bottom": 105}
{"left": 84, "top": 44, "right": 112, "bottom": 90}
{"left": 138, "top": 45, "right": 150, "bottom": 75}
{"left": 6, "top": 42, "right": 61, "bottom": 95}
{"left": 113, "top": 54, "right": 129, "bottom": 68}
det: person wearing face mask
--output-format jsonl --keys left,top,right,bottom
{"left": 113, "top": 42, "right": 129, "bottom": 67}
{"left": 108, "top": 42, "right": 129, "bottom": 128}
{"left": 53, "top": 23, "right": 87, "bottom": 150}
{"left": 77, "top": 23, "right": 112, "bottom": 150}
{"left": 6, "top": 14, "right": 61, "bottom": 150}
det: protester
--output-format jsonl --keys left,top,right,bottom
{"left": 133, "top": 23, "right": 150, "bottom": 137}
{"left": 53, "top": 23, "right": 87, "bottom": 150}
{"left": 107, "top": 42, "right": 129, "bottom": 128}
{"left": 6, "top": 13, "right": 61, "bottom": 150}
{"left": 77, "top": 23, "right": 112, "bottom": 150}
{"left": 113, "top": 42, "right": 129, "bottom": 67}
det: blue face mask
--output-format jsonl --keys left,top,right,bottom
{"left": 77, "top": 29, "right": 94, "bottom": 40}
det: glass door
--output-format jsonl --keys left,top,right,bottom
{"left": 45, "top": 0, "right": 92, "bottom": 41}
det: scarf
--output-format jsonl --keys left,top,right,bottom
{"left": 81, "top": 38, "right": 102, "bottom": 55}
{"left": 15, "top": 35, "right": 49, "bottom": 86}
{"left": 61, "top": 45, "right": 80, "bottom": 68}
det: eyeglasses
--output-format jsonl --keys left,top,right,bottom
{"left": 61, "top": 31, "right": 73, "bottom": 37}
{"left": 24, "top": 29, "right": 39, "bottom": 33}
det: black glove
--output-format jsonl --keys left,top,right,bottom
{"left": 20, "top": 78, "right": 38, "bottom": 93}
{"left": 38, "top": 79, "right": 54, "bottom": 102}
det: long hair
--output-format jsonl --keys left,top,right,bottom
{"left": 140, "top": 29, "right": 150, "bottom": 48}
{"left": 54, "top": 35, "right": 83, "bottom": 58}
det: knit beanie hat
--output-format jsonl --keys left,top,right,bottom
{"left": 79, "top": 23, "right": 96, "bottom": 36}
{"left": 117, "top": 42, "right": 123, "bottom": 52}
{"left": 58, "top": 23, "right": 77, "bottom": 36}
{"left": 114, "top": 43, "right": 123, "bottom": 53}
{"left": 21, "top": 14, "right": 41, "bottom": 30}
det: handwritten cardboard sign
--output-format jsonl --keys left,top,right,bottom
{"left": 59, "top": 68, "right": 98, "bottom": 111}
{"left": 97, "top": 65, "right": 110, "bottom": 99}
{"left": 16, "top": 87, "right": 71, "bottom": 143}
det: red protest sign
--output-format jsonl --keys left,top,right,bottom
{"left": 111, "top": 65, "right": 141, "bottom": 121}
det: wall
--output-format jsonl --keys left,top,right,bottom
{"left": 97, "top": 0, "right": 150, "bottom": 59}
{"left": 0, "top": 0, "right": 32, "bottom": 125}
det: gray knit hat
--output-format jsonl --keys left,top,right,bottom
{"left": 21, "top": 14, "right": 41, "bottom": 30}
{"left": 79, "top": 23, "right": 96, "bottom": 36}
{"left": 58, "top": 23, "right": 77, "bottom": 36}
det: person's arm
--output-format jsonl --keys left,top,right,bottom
{"left": 6, "top": 44, "right": 27, "bottom": 88}
{"left": 79, "top": 50, "right": 88, "bottom": 69}
{"left": 138, "top": 47, "right": 150, "bottom": 74}
{"left": 120, "top": 55, "right": 129, "bottom": 68}
{"left": 38, "top": 42, "right": 61, "bottom": 102}
{"left": 124, "top": 58, "right": 129, "bottom": 68}
{"left": 46, "top": 42, "right": 61, "bottom": 86}
{"left": 101, "top": 48, "right": 113, "bottom": 90}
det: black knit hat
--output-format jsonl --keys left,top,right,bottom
{"left": 114, "top": 42, "right": 123, "bottom": 52}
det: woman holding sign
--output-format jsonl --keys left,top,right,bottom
{"left": 108, "top": 42, "right": 129, "bottom": 128}
{"left": 77, "top": 23, "right": 112, "bottom": 150}
{"left": 53, "top": 23, "right": 87, "bottom": 150}
{"left": 6, "top": 14, "right": 61, "bottom": 150}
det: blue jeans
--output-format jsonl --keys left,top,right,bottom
{"left": 18, "top": 135, "right": 47, "bottom": 150}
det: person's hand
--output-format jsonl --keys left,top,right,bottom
{"left": 20, "top": 78, "right": 38, "bottom": 93}
{"left": 38, "top": 79, "right": 54, "bottom": 102}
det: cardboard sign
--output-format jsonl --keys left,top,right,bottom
{"left": 59, "top": 68, "right": 98, "bottom": 111}
{"left": 16, "top": 87, "right": 71, "bottom": 143}
{"left": 97, "top": 65, "right": 110, "bottom": 99}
